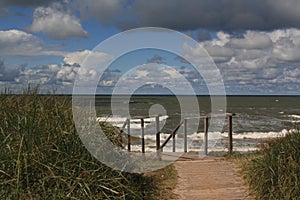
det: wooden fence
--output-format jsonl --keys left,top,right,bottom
{"left": 120, "top": 113, "right": 235, "bottom": 156}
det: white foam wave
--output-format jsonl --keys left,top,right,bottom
{"left": 185, "top": 130, "right": 290, "bottom": 140}
{"left": 221, "top": 129, "right": 298, "bottom": 139}
{"left": 124, "top": 129, "right": 298, "bottom": 153}
{"left": 130, "top": 128, "right": 297, "bottom": 145}
{"left": 144, "top": 133, "right": 171, "bottom": 141}
{"left": 286, "top": 115, "right": 300, "bottom": 123}
{"left": 288, "top": 114, "right": 300, "bottom": 119}
{"left": 283, "top": 120, "right": 300, "bottom": 123}
{"left": 97, "top": 115, "right": 168, "bottom": 129}
{"left": 229, "top": 132, "right": 286, "bottom": 139}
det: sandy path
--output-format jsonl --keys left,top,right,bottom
{"left": 173, "top": 157, "right": 252, "bottom": 200}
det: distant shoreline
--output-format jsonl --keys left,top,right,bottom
{"left": 7, "top": 94, "right": 299, "bottom": 97}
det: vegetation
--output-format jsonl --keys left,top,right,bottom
{"left": 235, "top": 129, "right": 300, "bottom": 199}
{"left": 0, "top": 86, "right": 177, "bottom": 199}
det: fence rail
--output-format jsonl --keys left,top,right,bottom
{"left": 119, "top": 113, "right": 235, "bottom": 156}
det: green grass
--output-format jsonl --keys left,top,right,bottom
{"left": 234, "top": 129, "right": 300, "bottom": 199}
{"left": 0, "top": 86, "right": 177, "bottom": 199}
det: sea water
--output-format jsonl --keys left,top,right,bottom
{"left": 95, "top": 95, "right": 300, "bottom": 153}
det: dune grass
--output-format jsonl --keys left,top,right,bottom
{"left": 0, "top": 86, "right": 177, "bottom": 199}
{"left": 233, "top": 128, "right": 300, "bottom": 199}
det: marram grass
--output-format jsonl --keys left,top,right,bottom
{"left": 240, "top": 129, "right": 300, "bottom": 199}
{"left": 0, "top": 87, "right": 177, "bottom": 199}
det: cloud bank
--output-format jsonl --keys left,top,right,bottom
{"left": 73, "top": 0, "right": 300, "bottom": 31}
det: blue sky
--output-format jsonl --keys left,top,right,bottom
{"left": 0, "top": 0, "right": 300, "bottom": 95}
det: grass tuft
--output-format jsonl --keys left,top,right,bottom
{"left": 237, "top": 129, "right": 300, "bottom": 199}
{"left": 0, "top": 86, "right": 177, "bottom": 199}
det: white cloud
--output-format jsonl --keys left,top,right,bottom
{"left": 0, "top": 29, "right": 43, "bottom": 56}
{"left": 228, "top": 31, "right": 272, "bottom": 49}
{"left": 29, "top": 3, "right": 88, "bottom": 40}
{"left": 239, "top": 59, "right": 267, "bottom": 69}
{"left": 269, "top": 29, "right": 300, "bottom": 62}
{"left": 261, "top": 67, "right": 280, "bottom": 79}
{"left": 212, "top": 32, "right": 230, "bottom": 46}
{"left": 284, "top": 68, "right": 300, "bottom": 78}
{"left": 199, "top": 28, "right": 300, "bottom": 66}
{"left": 179, "top": 28, "right": 300, "bottom": 94}
{"left": 48, "top": 64, "right": 59, "bottom": 72}
{"left": 0, "top": 29, "right": 68, "bottom": 58}
{"left": 112, "top": 64, "right": 195, "bottom": 94}
{"left": 268, "top": 29, "right": 289, "bottom": 43}
{"left": 183, "top": 43, "right": 215, "bottom": 65}
{"left": 101, "top": 80, "right": 114, "bottom": 86}
{"left": 273, "top": 47, "right": 300, "bottom": 62}
{"left": 64, "top": 50, "right": 114, "bottom": 66}
{"left": 56, "top": 66, "right": 77, "bottom": 81}
{"left": 164, "top": 68, "right": 181, "bottom": 79}
{"left": 134, "top": 70, "right": 149, "bottom": 79}
{"left": 204, "top": 46, "right": 234, "bottom": 63}
{"left": 21, "top": 63, "right": 80, "bottom": 92}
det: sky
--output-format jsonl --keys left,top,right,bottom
{"left": 0, "top": 0, "right": 300, "bottom": 95}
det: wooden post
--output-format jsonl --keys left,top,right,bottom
{"left": 120, "top": 119, "right": 129, "bottom": 146}
{"left": 204, "top": 117, "right": 209, "bottom": 156}
{"left": 141, "top": 118, "right": 145, "bottom": 153}
{"left": 172, "top": 129, "right": 176, "bottom": 152}
{"left": 228, "top": 115, "right": 233, "bottom": 154}
{"left": 156, "top": 116, "right": 160, "bottom": 154}
{"left": 127, "top": 119, "right": 131, "bottom": 152}
{"left": 184, "top": 119, "right": 187, "bottom": 153}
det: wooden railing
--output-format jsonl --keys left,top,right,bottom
{"left": 119, "top": 113, "right": 235, "bottom": 155}
{"left": 120, "top": 115, "right": 161, "bottom": 153}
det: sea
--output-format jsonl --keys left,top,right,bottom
{"left": 94, "top": 95, "right": 300, "bottom": 154}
